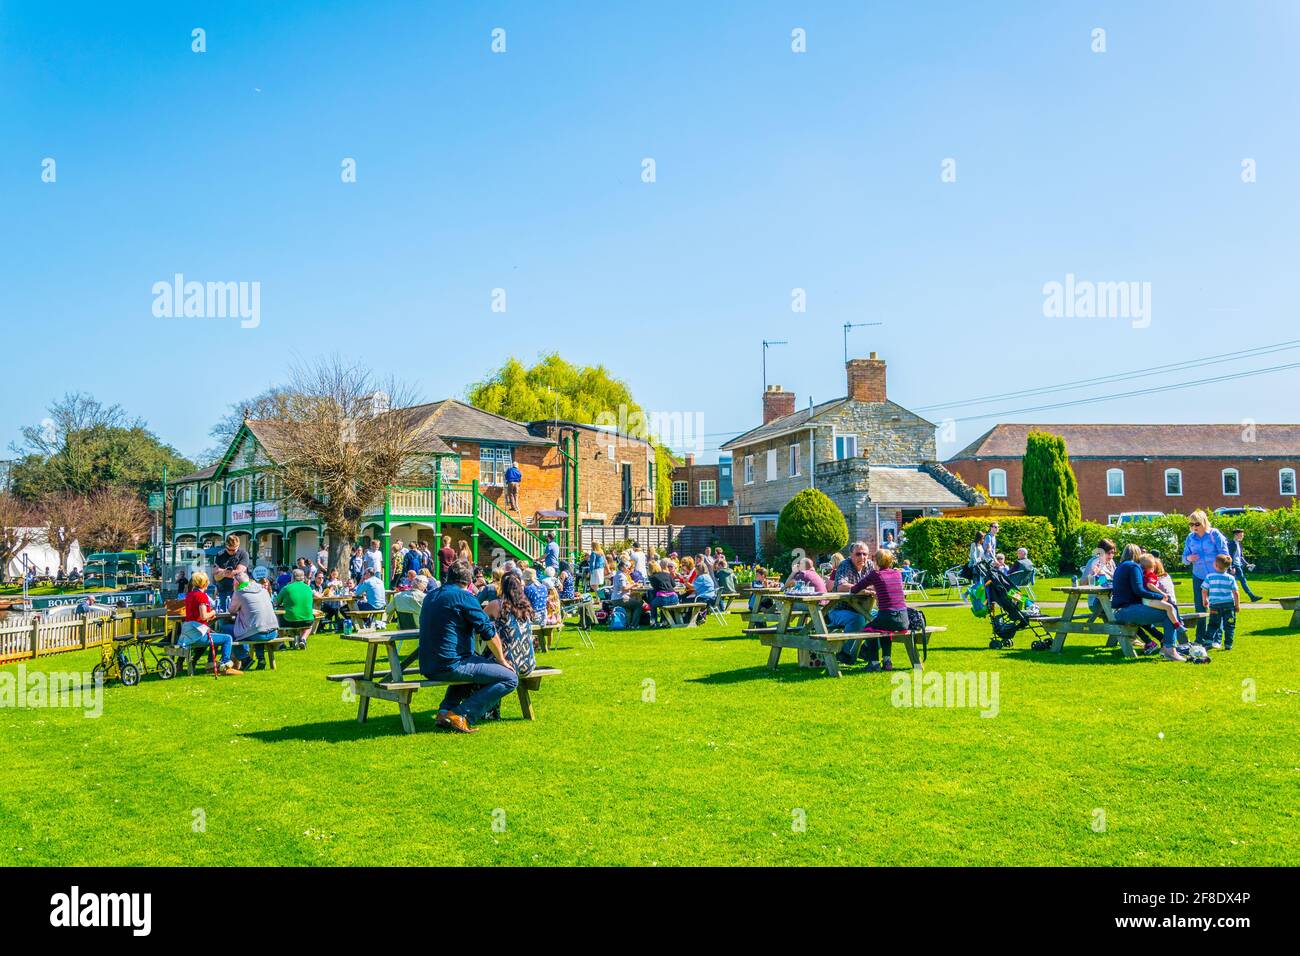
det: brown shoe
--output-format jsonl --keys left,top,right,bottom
{"left": 435, "top": 712, "right": 477, "bottom": 734}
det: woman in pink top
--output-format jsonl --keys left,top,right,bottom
{"left": 847, "top": 549, "right": 910, "bottom": 671}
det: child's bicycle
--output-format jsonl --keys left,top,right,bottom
{"left": 91, "top": 611, "right": 178, "bottom": 686}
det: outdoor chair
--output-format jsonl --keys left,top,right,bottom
{"left": 902, "top": 569, "right": 929, "bottom": 600}
{"left": 942, "top": 565, "right": 971, "bottom": 601}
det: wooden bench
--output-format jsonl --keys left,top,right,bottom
{"left": 659, "top": 602, "right": 706, "bottom": 628}
{"left": 327, "top": 656, "right": 563, "bottom": 733}
{"left": 534, "top": 623, "right": 562, "bottom": 651}
{"left": 763, "top": 626, "right": 947, "bottom": 676}
{"left": 232, "top": 634, "right": 288, "bottom": 670}
{"left": 278, "top": 617, "right": 319, "bottom": 650}
{"left": 1277, "top": 596, "right": 1300, "bottom": 629}
{"left": 348, "top": 608, "right": 388, "bottom": 632}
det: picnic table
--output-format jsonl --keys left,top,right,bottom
{"left": 760, "top": 591, "right": 944, "bottom": 677}
{"left": 1276, "top": 596, "right": 1300, "bottom": 629}
{"left": 1046, "top": 586, "right": 1206, "bottom": 658}
{"left": 327, "top": 629, "right": 561, "bottom": 735}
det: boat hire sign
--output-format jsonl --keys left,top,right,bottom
{"left": 29, "top": 590, "right": 158, "bottom": 610}
{"left": 230, "top": 503, "right": 280, "bottom": 522}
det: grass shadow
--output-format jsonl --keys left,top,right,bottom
{"left": 242, "top": 709, "right": 529, "bottom": 744}
{"left": 687, "top": 663, "right": 864, "bottom": 685}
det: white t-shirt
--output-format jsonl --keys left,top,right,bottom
{"left": 365, "top": 548, "right": 383, "bottom": 572}
{"left": 632, "top": 550, "right": 647, "bottom": 576}
{"left": 317, "top": 548, "right": 329, "bottom": 568}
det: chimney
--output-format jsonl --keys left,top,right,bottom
{"left": 763, "top": 384, "right": 795, "bottom": 424}
{"left": 846, "top": 352, "right": 886, "bottom": 403}
{"left": 684, "top": 453, "right": 695, "bottom": 467}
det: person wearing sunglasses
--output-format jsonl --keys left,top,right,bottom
{"left": 1181, "top": 510, "right": 1230, "bottom": 645}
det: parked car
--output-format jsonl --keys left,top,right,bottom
{"left": 1214, "top": 506, "right": 1266, "bottom": 517}
{"left": 1109, "top": 512, "right": 1165, "bottom": 526}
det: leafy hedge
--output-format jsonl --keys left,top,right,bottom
{"left": 899, "top": 516, "right": 1059, "bottom": 577}
{"left": 775, "top": 488, "right": 849, "bottom": 561}
{"left": 1069, "top": 504, "right": 1300, "bottom": 573}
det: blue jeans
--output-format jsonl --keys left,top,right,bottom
{"left": 429, "top": 655, "right": 519, "bottom": 723}
{"left": 1207, "top": 603, "right": 1237, "bottom": 647}
{"left": 827, "top": 608, "right": 867, "bottom": 657}
{"left": 219, "top": 624, "right": 267, "bottom": 663}
{"left": 1190, "top": 576, "right": 1208, "bottom": 642}
{"left": 1232, "top": 565, "right": 1259, "bottom": 601}
{"left": 1114, "top": 604, "right": 1184, "bottom": 648}
{"left": 649, "top": 592, "right": 679, "bottom": 624}
{"left": 182, "top": 629, "right": 233, "bottom": 665}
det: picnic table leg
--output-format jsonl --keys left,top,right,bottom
{"left": 822, "top": 648, "right": 841, "bottom": 677}
{"left": 397, "top": 691, "right": 416, "bottom": 734}
{"left": 1051, "top": 592, "right": 1080, "bottom": 653}
{"left": 357, "top": 643, "right": 377, "bottom": 724}
{"left": 1118, "top": 632, "right": 1138, "bottom": 658}
{"left": 517, "top": 676, "right": 540, "bottom": 720}
{"left": 1290, "top": 604, "right": 1300, "bottom": 628}
{"left": 266, "top": 645, "right": 276, "bottom": 670}
{"left": 900, "top": 632, "right": 922, "bottom": 670}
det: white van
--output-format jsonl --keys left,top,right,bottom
{"left": 1108, "top": 511, "right": 1165, "bottom": 526}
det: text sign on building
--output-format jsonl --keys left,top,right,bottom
{"left": 28, "top": 589, "right": 159, "bottom": 610}
{"left": 230, "top": 503, "right": 281, "bottom": 522}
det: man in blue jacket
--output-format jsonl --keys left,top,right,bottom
{"left": 504, "top": 462, "right": 522, "bottom": 511}
{"left": 418, "top": 560, "right": 516, "bottom": 733}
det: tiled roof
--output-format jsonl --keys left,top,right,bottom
{"left": 720, "top": 399, "right": 848, "bottom": 450}
{"left": 949, "top": 423, "right": 1300, "bottom": 460}
{"left": 868, "top": 467, "right": 966, "bottom": 506}
{"left": 174, "top": 463, "right": 219, "bottom": 483}
{"left": 416, "top": 400, "right": 553, "bottom": 447}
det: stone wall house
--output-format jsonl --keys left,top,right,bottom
{"left": 721, "top": 354, "right": 977, "bottom": 555}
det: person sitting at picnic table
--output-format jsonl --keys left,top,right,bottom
{"left": 607, "top": 560, "right": 642, "bottom": 625}
{"left": 1182, "top": 510, "right": 1231, "bottom": 645}
{"left": 276, "top": 568, "right": 316, "bottom": 628}
{"left": 352, "top": 567, "right": 387, "bottom": 615}
{"left": 476, "top": 568, "right": 503, "bottom": 606}
{"left": 177, "top": 570, "right": 239, "bottom": 675}
{"left": 826, "top": 542, "right": 877, "bottom": 658}
{"left": 645, "top": 561, "right": 680, "bottom": 627}
{"left": 544, "top": 584, "right": 563, "bottom": 626}
{"left": 1081, "top": 539, "right": 1116, "bottom": 618}
{"left": 691, "top": 567, "right": 719, "bottom": 623}
{"left": 212, "top": 533, "right": 250, "bottom": 612}
{"left": 1111, "top": 544, "right": 1188, "bottom": 661}
{"left": 418, "top": 560, "right": 517, "bottom": 734}
{"left": 393, "top": 574, "right": 429, "bottom": 629}
{"left": 220, "top": 571, "right": 279, "bottom": 671}
{"left": 557, "top": 560, "right": 576, "bottom": 600}
{"left": 522, "top": 567, "right": 548, "bottom": 624}
{"left": 714, "top": 557, "right": 737, "bottom": 596}
{"left": 784, "top": 556, "right": 827, "bottom": 593}
{"left": 837, "top": 549, "right": 909, "bottom": 670}
{"left": 676, "top": 556, "right": 697, "bottom": 588}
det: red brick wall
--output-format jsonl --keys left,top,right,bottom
{"left": 948, "top": 456, "right": 1300, "bottom": 522}
{"left": 440, "top": 441, "right": 566, "bottom": 519}
{"left": 669, "top": 505, "right": 733, "bottom": 525}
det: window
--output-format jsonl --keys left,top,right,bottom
{"left": 648, "top": 461, "right": 657, "bottom": 494}
{"left": 1106, "top": 468, "right": 1125, "bottom": 496}
{"left": 228, "top": 476, "right": 251, "bottom": 502}
{"left": 835, "top": 434, "right": 857, "bottom": 460}
{"left": 1222, "top": 468, "right": 1240, "bottom": 496}
{"left": 789, "top": 444, "right": 801, "bottom": 477}
{"left": 1164, "top": 468, "right": 1182, "bottom": 496}
{"left": 699, "top": 479, "right": 717, "bottom": 505}
{"left": 1281, "top": 468, "right": 1297, "bottom": 496}
{"left": 479, "top": 446, "right": 513, "bottom": 486}
{"left": 766, "top": 449, "right": 778, "bottom": 481}
{"left": 438, "top": 455, "right": 461, "bottom": 481}
{"left": 178, "top": 485, "right": 196, "bottom": 508}
{"left": 255, "top": 474, "right": 282, "bottom": 501}
{"left": 743, "top": 455, "right": 754, "bottom": 485}
{"left": 199, "top": 483, "right": 222, "bottom": 506}
{"left": 672, "top": 481, "right": 689, "bottom": 507}
{"left": 987, "top": 468, "right": 1007, "bottom": 498}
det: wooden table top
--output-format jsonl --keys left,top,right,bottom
{"left": 1052, "top": 585, "right": 1112, "bottom": 594}
{"left": 341, "top": 628, "right": 418, "bottom": 644}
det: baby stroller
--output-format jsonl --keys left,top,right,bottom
{"left": 968, "top": 560, "right": 1052, "bottom": 650}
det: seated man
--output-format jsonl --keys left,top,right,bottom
{"left": 418, "top": 560, "right": 517, "bottom": 734}
{"left": 276, "top": 568, "right": 317, "bottom": 644}
{"left": 828, "top": 542, "right": 875, "bottom": 657}
{"left": 221, "top": 571, "right": 280, "bottom": 671}
{"left": 351, "top": 567, "right": 387, "bottom": 617}
{"left": 393, "top": 575, "right": 428, "bottom": 629}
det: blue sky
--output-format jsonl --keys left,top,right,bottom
{"left": 4, "top": 0, "right": 1298, "bottom": 465}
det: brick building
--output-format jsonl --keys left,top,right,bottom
{"left": 721, "top": 354, "right": 978, "bottom": 555}
{"left": 946, "top": 423, "right": 1300, "bottom": 523}
{"left": 668, "top": 453, "right": 735, "bottom": 525}
{"left": 528, "top": 420, "right": 656, "bottom": 525}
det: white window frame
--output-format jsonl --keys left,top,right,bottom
{"left": 789, "top": 443, "right": 801, "bottom": 477}
{"left": 1106, "top": 468, "right": 1125, "bottom": 497}
{"left": 698, "top": 479, "right": 717, "bottom": 505}
{"left": 671, "top": 481, "right": 689, "bottom": 507}
{"left": 479, "top": 446, "right": 513, "bottom": 487}
{"left": 1281, "top": 468, "right": 1297, "bottom": 497}
{"left": 1222, "top": 468, "right": 1240, "bottom": 496}
{"left": 834, "top": 433, "right": 857, "bottom": 461}
{"left": 766, "top": 448, "right": 778, "bottom": 481}
{"left": 743, "top": 455, "right": 754, "bottom": 485}
{"left": 1164, "top": 468, "right": 1183, "bottom": 496}
{"left": 179, "top": 485, "right": 196, "bottom": 508}
{"left": 987, "top": 468, "right": 1007, "bottom": 498}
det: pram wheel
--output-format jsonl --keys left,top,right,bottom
{"left": 157, "top": 658, "right": 176, "bottom": 680}
{"left": 988, "top": 638, "right": 1003, "bottom": 650}
{"left": 91, "top": 663, "right": 108, "bottom": 685}
{"left": 120, "top": 662, "right": 141, "bottom": 687}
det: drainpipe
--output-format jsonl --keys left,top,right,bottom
{"left": 807, "top": 397, "right": 815, "bottom": 491}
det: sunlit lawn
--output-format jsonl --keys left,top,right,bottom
{"left": 1, "top": 594, "right": 1297, "bottom": 866}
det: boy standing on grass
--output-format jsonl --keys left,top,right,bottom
{"left": 1200, "top": 554, "right": 1240, "bottom": 651}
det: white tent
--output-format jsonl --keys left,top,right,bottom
{"left": 5, "top": 533, "right": 85, "bottom": 579}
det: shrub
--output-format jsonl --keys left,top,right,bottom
{"left": 899, "top": 516, "right": 1058, "bottom": 578}
{"left": 775, "top": 488, "right": 849, "bottom": 562}
{"left": 1021, "top": 431, "right": 1081, "bottom": 568}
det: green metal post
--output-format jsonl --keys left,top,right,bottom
{"left": 381, "top": 488, "right": 392, "bottom": 581}
{"left": 471, "top": 478, "right": 480, "bottom": 563}
{"left": 433, "top": 467, "right": 442, "bottom": 578}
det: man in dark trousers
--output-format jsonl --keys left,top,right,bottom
{"left": 504, "top": 461, "right": 522, "bottom": 511}
{"left": 1228, "top": 529, "right": 1261, "bottom": 602}
{"left": 437, "top": 534, "right": 456, "bottom": 583}
{"left": 418, "top": 560, "right": 516, "bottom": 733}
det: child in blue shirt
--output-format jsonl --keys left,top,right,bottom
{"left": 1200, "top": 554, "right": 1240, "bottom": 650}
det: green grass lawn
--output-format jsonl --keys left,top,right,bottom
{"left": 1, "top": 599, "right": 1297, "bottom": 866}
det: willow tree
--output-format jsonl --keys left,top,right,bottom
{"left": 254, "top": 358, "right": 432, "bottom": 581}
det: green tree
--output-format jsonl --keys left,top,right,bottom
{"left": 467, "top": 354, "right": 676, "bottom": 521}
{"left": 1020, "top": 430, "right": 1081, "bottom": 568}
{"left": 9, "top": 393, "right": 194, "bottom": 501}
{"left": 775, "top": 488, "right": 849, "bottom": 560}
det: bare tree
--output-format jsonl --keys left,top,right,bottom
{"left": 256, "top": 357, "right": 430, "bottom": 580}
{"left": 0, "top": 494, "right": 39, "bottom": 582}
{"left": 82, "top": 488, "right": 152, "bottom": 554}
{"left": 38, "top": 492, "right": 90, "bottom": 574}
